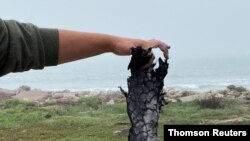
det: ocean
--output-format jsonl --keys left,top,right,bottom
{"left": 1, "top": 51, "right": 250, "bottom": 91}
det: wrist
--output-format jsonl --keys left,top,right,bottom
{"left": 133, "top": 38, "right": 146, "bottom": 47}
{"left": 109, "top": 36, "right": 146, "bottom": 55}
{"left": 109, "top": 36, "right": 122, "bottom": 53}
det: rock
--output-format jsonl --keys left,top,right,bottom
{"left": 178, "top": 93, "right": 215, "bottom": 102}
{"left": 62, "top": 89, "right": 70, "bottom": 93}
{"left": 242, "top": 92, "right": 249, "bottom": 96}
{"left": 113, "top": 128, "right": 129, "bottom": 136}
{"left": 165, "top": 89, "right": 182, "bottom": 98}
{"left": 57, "top": 98, "right": 77, "bottom": 105}
{"left": 178, "top": 95, "right": 197, "bottom": 102}
{"left": 165, "top": 97, "right": 177, "bottom": 103}
{"left": 217, "top": 90, "right": 228, "bottom": 95}
{"left": 227, "top": 85, "right": 236, "bottom": 90}
{"left": 225, "top": 95, "right": 236, "bottom": 99}
{"left": 228, "top": 91, "right": 235, "bottom": 95}
{"left": 237, "top": 95, "right": 246, "bottom": 100}
{"left": 52, "top": 94, "right": 63, "bottom": 99}
{"left": 98, "top": 92, "right": 125, "bottom": 104}
{"left": 180, "top": 91, "right": 197, "bottom": 97}
{"left": 232, "top": 92, "right": 242, "bottom": 97}
{"left": 18, "top": 85, "right": 31, "bottom": 93}
{"left": 246, "top": 96, "right": 250, "bottom": 101}
{"left": 52, "top": 92, "right": 78, "bottom": 100}
{"left": 0, "top": 88, "right": 16, "bottom": 100}
{"left": 12, "top": 90, "right": 51, "bottom": 103}
{"left": 106, "top": 99, "right": 115, "bottom": 105}
{"left": 75, "top": 91, "right": 91, "bottom": 97}
{"left": 52, "top": 92, "right": 78, "bottom": 105}
{"left": 214, "top": 93, "right": 224, "bottom": 98}
{"left": 235, "top": 86, "right": 247, "bottom": 92}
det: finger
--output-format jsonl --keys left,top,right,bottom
{"left": 150, "top": 40, "right": 170, "bottom": 59}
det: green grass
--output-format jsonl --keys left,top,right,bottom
{"left": 0, "top": 98, "right": 250, "bottom": 141}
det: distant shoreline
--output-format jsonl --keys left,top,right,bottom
{"left": 1, "top": 84, "right": 250, "bottom": 92}
{"left": 1, "top": 85, "right": 250, "bottom": 106}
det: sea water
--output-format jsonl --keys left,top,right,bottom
{"left": 0, "top": 51, "right": 250, "bottom": 91}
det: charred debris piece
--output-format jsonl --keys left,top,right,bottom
{"left": 119, "top": 47, "right": 169, "bottom": 141}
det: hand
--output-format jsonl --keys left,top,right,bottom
{"left": 112, "top": 38, "right": 170, "bottom": 58}
{"left": 112, "top": 38, "right": 170, "bottom": 67}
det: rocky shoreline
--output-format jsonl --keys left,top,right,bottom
{"left": 0, "top": 85, "right": 250, "bottom": 105}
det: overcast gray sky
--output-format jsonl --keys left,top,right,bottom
{"left": 1, "top": 0, "right": 250, "bottom": 61}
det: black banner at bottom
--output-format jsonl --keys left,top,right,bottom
{"left": 164, "top": 125, "right": 250, "bottom": 140}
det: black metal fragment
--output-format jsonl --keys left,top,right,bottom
{"left": 120, "top": 47, "right": 169, "bottom": 141}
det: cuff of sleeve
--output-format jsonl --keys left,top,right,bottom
{"left": 39, "top": 28, "right": 59, "bottom": 66}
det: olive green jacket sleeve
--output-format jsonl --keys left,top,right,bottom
{"left": 0, "top": 19, "right": 59, "bottom": 77}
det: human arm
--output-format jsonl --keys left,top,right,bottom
{"left": 58, "top": 29, "right": 170, "bottom": 64}
{"left": 0, "top": 19, "right": 170, "bottom": 76}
